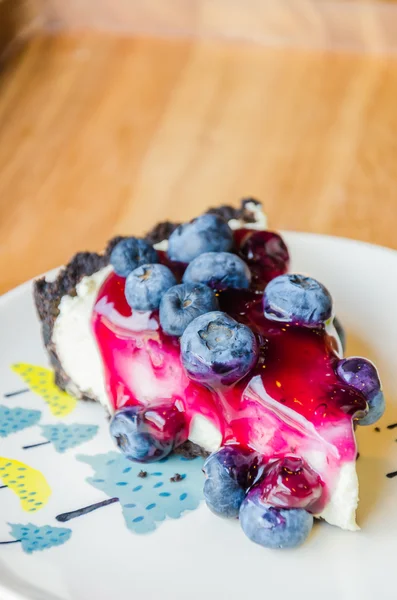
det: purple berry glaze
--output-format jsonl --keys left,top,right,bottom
{"left": 92, "top": 227, "right": 380, "bottom": 525}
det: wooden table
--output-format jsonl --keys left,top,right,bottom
{"left": 1, "top": 31, "right": 397, "bottom": 293}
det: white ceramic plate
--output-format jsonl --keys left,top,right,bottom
{"left": 1, "top": 232, "right": 397, "bottom": 600}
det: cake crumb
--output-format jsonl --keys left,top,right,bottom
{"left": 173, "top": 440, "right": 210, "bottom": 459}
{"left": 170, "top": 473, "right": 183, "bottom": 482}
{"left": 138, "top": 470, "right": 148, "bottom": 478}
{"left": 374, "top": 426, "right": 381, "bottom": 432}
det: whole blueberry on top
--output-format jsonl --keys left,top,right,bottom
{"left": 167, "top": 213, "right": 233, "bottom": 263}
{"left": 180, "top": 311, "right": 258, "bottom": 385}
{"left": 159, "top": 283, "right": 218, "bottom": 337}
{"left": 125, "top": 264, "right": 177, "bottom": 311}
{"left": 239, "top": 487, "right": 314, "bottom": 549}
{"left": 110, "top": 237, "right": 158, "bottom": 277}
{"left": 337, "top": 357, "right": 385, "bottom": 425}
{"left": 263, "top": 274, "right": 333, "bottom": 327}
{"left": 183, "top": 252, "right": 251, "bottom": 291}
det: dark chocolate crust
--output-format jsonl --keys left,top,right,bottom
{"left": 33, "top": 198, "right": 263, "bottom": 421}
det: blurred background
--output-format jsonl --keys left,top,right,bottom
{"left": 1, "top": 0, "right": 397, "bottom": 293}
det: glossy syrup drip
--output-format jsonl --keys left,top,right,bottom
{"left": 259, "top": 456, "right": 324, "bottom": 512}
{"left": 92, "top": 230, "right": 367, "bottom": 512}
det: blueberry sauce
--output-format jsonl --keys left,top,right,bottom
{"left": 259, "top": 456, "right": 324, "bottom": 512}
{"left": 235, "top": 230, "right": 290, "bottom": 290}
{"left": 92, "top": 228, "right": 367, "bottom": 513}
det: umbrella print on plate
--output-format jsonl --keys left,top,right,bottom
{"left": 0, "top": 406, "right": 41, "bottom": 437}
{"left": 11, "top": 364, "right": 77, "bottom": 417}
{"left": 22, "top": 424, "right": 99, "bottom": 452}
{"left": 0, "top": 523, "right": 72, "bottom": 554}
{"left": 0, "top": 457, "right": 51, "bottom": 512}
{"left": 56, "top": 452, "right": 205, "bottom": 534}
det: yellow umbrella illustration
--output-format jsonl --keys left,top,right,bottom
{"left": 0, "top": 457, "right": 51, "bottom": 512}
{"left": 11, "top": 364, "right": 76, "bottom": 417}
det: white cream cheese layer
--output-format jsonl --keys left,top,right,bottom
{"left": 52, "top": 266, "right": 113, "bottom": 408}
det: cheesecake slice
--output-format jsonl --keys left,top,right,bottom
{"left": 34, "top": 199, "right": 384, "bottom": 548}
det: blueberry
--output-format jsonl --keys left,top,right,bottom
{"left": 180, "top": 311, "right": 258, "bottom": 385}
{"left": 204, "top": 462, "right": 245, "bottom": 518}
{"left": 203, "top": 447, "right": 261, "bottom": 518}
{"left": 159, "top": 283, "right": 218, "bottom": 337}
{"left": 168, "top": 214, "right": 233, "bottom": 263}
{"left": 239, "top": 487, "right": 313, "bottom": 549}
{"left": 336, "top": 357, "right": 385, "bottom": 425}
{"left": 334, "top": 316, "right": 346, "bottom": 352}
{"left": 183, "top": 252, "right": 251, "bottom": 291}
{"left": 264, "top": 274, "right": 332, "bottom": 327}
{"left": 110, "top": 407, "right": 173, "bottom": 462}
{"left": 125, "top": 264, "right": 177, "bottom": 311}
{"left": 110, "top": 404, "right": 186, "bottom": 462}
{"left": 110, "top": 238, "right": 158, "bottom": 277}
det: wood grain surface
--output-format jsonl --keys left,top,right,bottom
{"left": 41, "top": 0, "right": 397, "bottom": 54}
{"left": 1, "top": 33, "right": 397, "bottom": 293}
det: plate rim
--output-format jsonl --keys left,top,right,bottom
{"left": 0, "top": 230, "right": 396, "bottom": 600}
